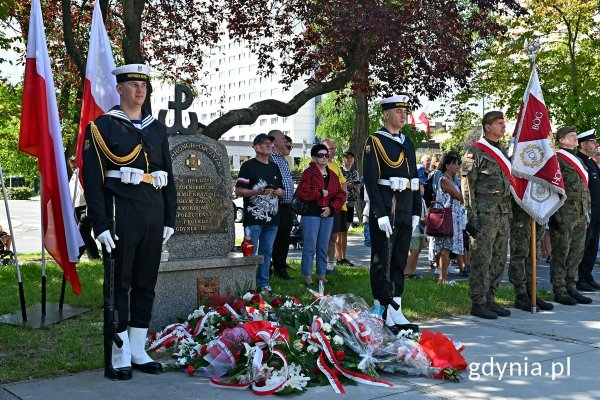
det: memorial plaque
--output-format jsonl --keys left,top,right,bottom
{"left": 166, "top": 134, "right": 235, "bottom": 259}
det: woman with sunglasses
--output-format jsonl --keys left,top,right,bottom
{"left": 432, "top": 151, "right": 465, "bottom": 285}
{"left": 295, "top": 144, "right": 346, "bottom": 286}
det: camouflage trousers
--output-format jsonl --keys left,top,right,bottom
{"left": 550, "top": 209, "right": 587, "bottom": 294}
{"left": 469, "top": 211, "right": 509, "bottom": 306}
{"left": 508, "top": 205, "right": 543, "bottom": 296}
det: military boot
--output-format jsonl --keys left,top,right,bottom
{"left": 488, "top": 302, "right": 511, "bottom": 317}
{"left": 528, "top": 291, "right": 554, "bottom": 311}
{"left": 567, "top": 289, "right": 592, "bottom": 305}
{"left": 470, "top": 303, "right": 497, "bottom": 319}
{"left": 553, "top": 289, "right": 577, "bottom": 306}
{"left": 514, "top": 293, "right": 539, "bottom": 312}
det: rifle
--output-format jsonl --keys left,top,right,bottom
{"left": 104, "top": 197, "right": 123, "bottom": 380}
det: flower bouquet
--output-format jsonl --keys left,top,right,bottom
{"left": 148, "top": 290, "right": 467, "bottom": 395}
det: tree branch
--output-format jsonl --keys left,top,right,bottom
{"left": 61, "top": 0, "right": 85, "bottom": 81}
{"left": 202, "top": 40, "right": 371, "bottom": 140}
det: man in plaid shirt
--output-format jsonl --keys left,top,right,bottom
{"left": 269, "top": 129, "right": 295, "bottom": 280}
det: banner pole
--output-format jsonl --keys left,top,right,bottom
{"left": 40, "top": 175, "right": 46, "bottom": 315}
{"left": 531, "top": 218, "right": 537, "bottom": 314}
{"left": 0, "top": 163, "right": 27, "bottom": 321}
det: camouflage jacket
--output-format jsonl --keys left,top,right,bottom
{"left": 461, "top": 140, "right": 512, "bottom": 220}
{"left": 556, "top": 151, "right": 590, "bottom": 217}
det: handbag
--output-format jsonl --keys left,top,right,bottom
{"left": 425, "top": 201, "right": 453, "bottom": 237}
{"left": 291, "top": 168, "right": 315, "bottom": 216}
{"left": 291, "top": 191, "right": 310, "bottom": 215}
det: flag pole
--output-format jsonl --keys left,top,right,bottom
{"left": 0, "top": 163, "right": 27, "bottom": 321}
{"left": 39, "top": 175, "right": 46, "bottom": 315}
{"left": 530, "top": 218, "right": 537, "bottom": 313}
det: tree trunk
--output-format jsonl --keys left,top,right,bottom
{"left": 349, "top": 92, "right": 368, "bottom": 222}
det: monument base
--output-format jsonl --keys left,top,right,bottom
{"left": 151, "top": 253, "right": 263, "bottom": 331}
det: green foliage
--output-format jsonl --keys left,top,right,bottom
{"left": 315, "top": 91, "right": 382, "bottom": 162}
{"left": 0, "top": 81, "right": 38, "bottom": 182}
{"left": 440, "top": 111, "right": 480, "bottom": 154}
{"left": 316, "top": 92, "right": 427, "bottom": 164}
{"left": 0, "top": 186, "right": 34, "bottom": 200}
{"left": 292, "top": 157, "right": 312, "bottom": 174}
{"left": 450, "top": 0, "right": 600, "bottom": 132}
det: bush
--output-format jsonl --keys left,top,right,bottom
{"left": 0, "top": 187, "right": 34, "bottom": 200}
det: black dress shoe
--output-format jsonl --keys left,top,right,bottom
{"left": 105, "top": 366, "right": 132, "bottom": 380}
{"left": 576, "top": 281, "right": 597, "bottom": 292}
{"left": 132, "top": 361, "right": 163, "bottom": 374}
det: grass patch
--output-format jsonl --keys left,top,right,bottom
{"left": 0, "top": 257, "right": 552, "bottom": 383}
{"left": 347, "top": 225, "right": 364, "bottom": 236}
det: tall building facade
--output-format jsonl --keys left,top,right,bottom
{"left": 150, "top": 39, "right": 317, "bottom": 168}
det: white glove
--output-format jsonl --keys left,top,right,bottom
{"left": 412, "top": 215, "right": 420, "bottom": 231}
{"left": 377, "top": 216, "right": 393, "bottom": 238}
{"left": 151, "top": 170, "right": 168, "bottom": 189}
{"left": 96, "top": 230, "right": 116, "bottom": 253}
{"left": 389, "top": 177, "right": 401, "bottom": 191}
{"left": 410, "top": 178, "right": 420, "bottom": 191}
{"left": 163, "top": 227, "right": 174, "bottom": 244}
{"left": 120, "top": 167, "right": 144, "bottom": 185}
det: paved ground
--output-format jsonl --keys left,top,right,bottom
{"left": 2, "top": 199, "right": 600, "bottom": 398}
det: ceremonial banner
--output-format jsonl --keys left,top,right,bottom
{"left": 510, "top": 65, "right": 565, "bottom": 224}
{"left": 19, "top": 0, "right": 84, "bottom": 294}
{"left": 76, "top": 0, "right": 119, "bottom": 176}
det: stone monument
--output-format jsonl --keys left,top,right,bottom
{"left": 151, "top": 84, "right": 262, "bottom": 330}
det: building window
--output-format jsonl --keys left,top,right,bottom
{"left": 239, "top": 135, "right": 246, "bottom": 141}
{"left": 282, "top": 117, "right": 288, "bottom": 123}
{"left": 249, "top": 134, "right": 256, "bottom": 141}
{"left": 201, "top": 114, "right": 207, "bottom": 120}
{"left": 238, "top": 94, "right": 246, "bottom": 101}
{"left": 229, "top": 83, "right": 235, "bottom": 89}
{"left": 210, "top": 112, "right": 216, "bottom": 118}
{"left": 249, "top": 92, "right": 256, "bottom": 100}
{"left": 229, "top": 69, "right": 235, "bottom": 77}
{"left": 271, "top": 117, "right": 278, "bottom": 124}
{"left": 283, "top": 130, "right": 290, "bottom": 136}
{"left": 229, "top": 55, "right": 235, "bottom": 62}
{"left": 238, "top": 53, "right": 245, "bottom": 60}
{"left": 249, "top": 78, "right": 256, "bottom": 85}
{"left": 271, "top": 88, "right": 279, "bottom": 96}
{"left": 238, "top": 81, "right": 245, "bottom": 88}
{"left": 219, "top": 71, "right": 225, "bottom": 78}
{"left": 259, "top": 90, "right": 267, "bottom": 98}
{"left": 249, "top": 64, "right": 257, "bottom": 73}
{"left": 259, "top": 119, "right": 267, "bottom": 126}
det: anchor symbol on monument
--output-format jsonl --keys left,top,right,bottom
{"left": 158, "top": 83, "right": 199, "bottom": 135}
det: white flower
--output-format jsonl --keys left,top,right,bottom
{"left": 329, "top": 315, "right": 339, "bottom": 325}
{"left": 297, "top": 325, "right": 305, "bottom": 333}
{"left": 286, "top": 364, "right": 310, "bottom": 391}
{"left": 293, "top": 340, "right": 304, "bottom": 351}
{"left": 243, "top": 292, "right": 253, "bottom": 301}
{"left": 283, "top": 300, "right": 294, "bottom": 308}
{"left": 176, "top": 357, "right": 187, "bottom": 366}
{"left": 307, "top": 344, "right": 319, "bottom": 354}
{"left": 322, "top": 323, "right": 332, "bottom": 333}
{"left": 333, "top": 335, "right": 344, "bottom": 346}
{"left": 243, "top": 342, "right": 255, "bottom": 358}
{"left": 187, "top": 306, "right": 206, "bottom": 320}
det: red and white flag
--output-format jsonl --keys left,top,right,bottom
{"left": 19, "top": 0, "right": 84, "bottom": 294}
{"left": 75, "top": 0, "right": 119, "bottom": 174}
{"left": 510, "top": 65, "right": 565, "bottom": 224}
{"left": 418, "top": 111, "right": 430, "bottom": 134}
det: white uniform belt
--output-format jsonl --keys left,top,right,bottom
{"left": 377, "top": 178, "right": 419, "bottom": 191}
{"left": 105, "top": 170, "right": 153, "bottom": 184}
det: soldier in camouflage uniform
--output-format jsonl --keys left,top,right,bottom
{"left": 550, "top": 126, "right": 592, "bottom": 305}
{"left": 462, "top": 111, "right": 512, "bottom": 319}
{"left": 508, "top": 200, "right": 554, "bottom": 311}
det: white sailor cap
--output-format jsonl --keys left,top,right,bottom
{"left": 577, "top": 128, "right": 598, "bottom": 143}
{"left": 379, "top": 94, "right": 410, "bottom": 111}
{"left": 112, "top": 64, "right": 150, "bottom": 83}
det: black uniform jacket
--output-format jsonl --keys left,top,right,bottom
{"left": 577, "top": 151, "right": 600, "bottom": 221}
{"left": 82, "top": 107, "right": 177, "bottom": 236}
{"left": 363, "top": 128, "right": 421, "bottom": 224}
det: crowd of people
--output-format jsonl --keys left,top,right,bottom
{"left": 237, "top": 102, "right": 600, "bottom": 329}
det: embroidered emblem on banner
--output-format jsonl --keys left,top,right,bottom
{"left": 519, "top": 144, "right": 544, "bottom": 168}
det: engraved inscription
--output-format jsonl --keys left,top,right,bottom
{"left": 175, "top": 176, "right": 228, "bottom": 234}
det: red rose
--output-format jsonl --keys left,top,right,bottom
{"left": 200, "top": 344, "right": 208, "bottom": 356}
{"left": 271, "top": 297, "right": 282, "bottom": 307}
{"left": 335, "top": 350, "right": 345, "bottom": 361}
{"left": 251, "top": 294, "right": 261, "bottom": 303}
{"left": 186, "top": 365, "right": 195, "bottom": 376}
